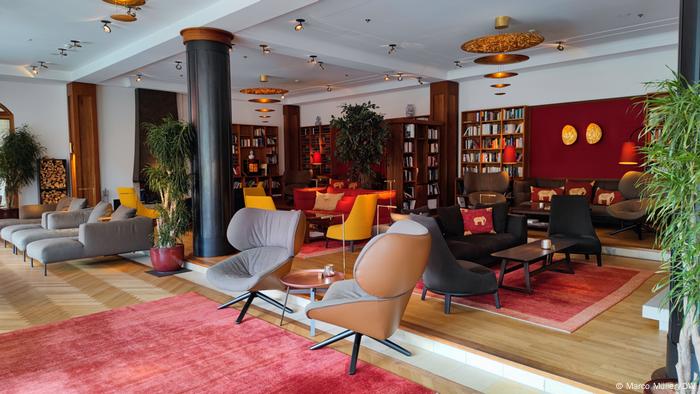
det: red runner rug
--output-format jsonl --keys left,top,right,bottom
{"left": 0, "top": 293, "right": 430, "bottom": 393}
{"left": 416, "top": 261, "right": 653, "bottom": 333}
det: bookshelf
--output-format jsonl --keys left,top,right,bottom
{"left": 387, "top": 118, "right": 443, "bottom": 212}
{"left": 299, "top": 125, "right": 334, "bottom": 177}
{"left": 231, "top": 124, "right": 282, "bottom": 196}
{"left": 460, "top": 106, "right": 529, "bottom": 179}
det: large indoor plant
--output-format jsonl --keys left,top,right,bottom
{"left": 0, "top": 124, "right": 45, "bottom": 209}
{"left": 143, "top": 115, "right": 194, "bottom": 272}
{"left": 330, "top": 102, "right": 389, "bottom": 187}
{"left": 641, "top": 73, "right": 700, "bottom": 393}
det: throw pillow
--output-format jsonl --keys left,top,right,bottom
{"left": 68, "top": 198, "right": 87, "bottom": 211}
{"left": 565, "top": 180, "right": 594, "bottom": 198}
{"left": 475, "top": 202, "right": 507, "bottom": 233}
{"left": 346, "top": 181, "right": 359, "bottom": 189}
{"left": 530, "top": 186, "right": 564, "bottom": 202}
{"left": 313, "top": 192, "right": 344, "bottom": 211}
{"left": 111, "top": 205, "right": 137, "bottom": 221}
{"left": 593, "top": 188, "right": 625, "bottom": 206}
{"left": 87, "top": 201, "right": 112, "bottom": 223}
{"left": 329, "top": 179, "right": 347, "bottom": 189}
{"left": 55, "top": 196, "right": 72, "bottom": 211}
{"left": 436, "top": 205, "right": 463, "bottom": 237}
{"left": 460, "top": 208, "right": 495, "bottom": 235}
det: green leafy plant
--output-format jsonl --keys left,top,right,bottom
{"left": 143, "top": 116, "right": 194, "bottom": 248}
{"left": 641, "top": 72, "right": 700, "bottom": 392}
{"left": 330, "top": 102, "right": 389, "bottom": 187}
{"left": 0, "top": 124, "right": 45, "bottom": 208}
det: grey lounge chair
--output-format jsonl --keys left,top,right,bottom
{"left": 26, "top": 214, "right": 152, "bottom": 276}
{"left": 410, "top": 214, "right": 501, "bottom": 314}
{"left": 607, "top": 171, "right": 652, "bottom": 240}
{"left": 206, "top": 208, "right": 306, "bottom": 324}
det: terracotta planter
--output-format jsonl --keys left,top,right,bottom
{"left": 150, "top": 244, "right": 185, "bottom": 272}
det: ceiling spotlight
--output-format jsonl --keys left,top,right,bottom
{"left": 454, "top": 60, "right": 463, "bottom": 68}
{"left": 136, "top": 73, "right": 143, "bottom": 82}
{"left": 294, "top": 18, "right": 305, "bottom": 31}
{"left": 69, "top": 40, "right": 82, "bottom": 48}
{"left": 260, "top": 44, "right": 271, "bottom": 54}
{"left": 326, "top": 85, "right": 332, "bottom": 92}
{"left": 30, "top": 66, "right": 38, "bottom": 75}
{"left": 397, "top": 72, "right": 403, "bottom": 81}
{"left": 280, "top": 95, "right": 285, "bottom": 99}
{"left": 556, "top": 41, "right": 565, "bottom": 51}
{"left": 174, "top": 61, "right": 183, "bottom": 71}
{"left": 387, "top": 44, "right": 397, "bottom": 55}
{"left": 495, "top": 16, "right": 511, "bottom": 30}
{"left": 318, "top": 61, "right": 325, "bottom": 70}
{"left": 417, "top": 77, "right": 424, "bottom": 85}
{"left": 307, "top": 55, "right": 317, "bottom": 64}
{"left": 38, "top": 61, "right": 48, "bottom": 69}
{"left": 101, "top": 20, "right": 112, "bottom": 33}
{"left": 384, "top": 74, "right": 390, "bottom": 81}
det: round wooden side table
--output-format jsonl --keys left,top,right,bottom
{"left": 280, "top": 269, "right": 345, "bottom": 336}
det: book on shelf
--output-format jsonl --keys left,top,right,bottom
{"left": 504, "top": 107, "right": 524, "bottom": 120}
{"left": 427, "top": 198, "right": 438, "bottom": 210}
{"left": 503, "top": 122, "right": 523, "bottom": 134}
{"left": 404, "top": 185, "right": 415, "bottom": 199}
{"left": 427, "top": 127, "right": 439, "bottom": 139}
{"left": 427, "top": 183, "right": 439, "bottom": 195}
{"left": 403, "top": 141, "right": 414, "bottom": 153}
{"left": 481, "top": 166, "right": 502, "bottom": 174}
{"left": 402, "top": 200, "right": 417, "bottom": 211}
{"left": 427, "top": 168, "right": 439, "bottom": 181}
{"left": 481, "top": 123, "right": 500, "bottom": 135}
{"left": 463, "top": 138, "right": 479, "bottom": 149}
{"left": 480, "top": 152, "right": 502, "bottom": 163}
{"left": 403, "top": 169, "right": 413, "bottom": 182}
{"left": 404, "top": 124, "right": 415, "bottom": 138}
{"left": 403, "top": 155, "right": 414, "bottom": 167}
{"left": 427, "top": 155, "right": 438, "bottom": 167}
{"left": 429, "top": 143, "right": 439, "bottom": 153}
{"left": 463, "top": 125, "right": 480, "bottom": 137}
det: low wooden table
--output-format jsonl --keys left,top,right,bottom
{"left": 510, "top": 203, "right": 551, "bottom": 230}
{"left": 304, "top": 212, "right": 338, "bottom": 243}
{"left": 280, "top": 269, "right": 345, "bottom": 336}
{"left": 491, "top": 239, "right": 576, "bottom": 294}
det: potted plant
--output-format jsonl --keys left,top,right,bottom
{"left": 143, "top": 115, "right": 194, "bottom": 272}
{"left": 331, "top": 102, "right": 389, "bottom": 187}
{"left": 641, "top": 73, "right": 699, "bottom": 393}
{"left": 0, "top": 124, "right": 45, "bottom": 210}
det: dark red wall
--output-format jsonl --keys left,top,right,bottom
{"left": 529, "top": 97, "right": 644, "bottom": 179}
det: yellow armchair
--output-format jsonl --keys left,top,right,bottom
{"left": 244, "top": 196, "right": 277, "bottom": 211}
{"left": 326, "top": 194, "right": 378, "bottom": 252}
{"left": 243, "top": 183, "right": 266, "bottom": 198}
{"left": 116, "top": 187, "right": 159, "bottom": 219}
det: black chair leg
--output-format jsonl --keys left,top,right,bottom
{"left": 348, "top": 333, "right": 363, "bottom": 375}
{"left": 257, "top": 291, "right": 294, "bottom": 313}
{"left": 374, "top": 338, "right": 411, "bottom": 356}
{"left": 350, "top": 241, "right": 354, "bottom": 253}
{"left": 494, "top": 291, "right": 501, "bottom": 309}
{"left": 596, "top": 254, "right": 602, "bottom": 267}
{"left": 310, "top": 329, "right": 355, "bottom": 350}
{"left": 217, "top": 292, "right": 251, "bottom": 309}
{"left": 420, "top": 287, "right": 427, "bottom": 300}
{"left": 23, "top": 250, "right": 26, "bottom": 262}
{"left": 235, "top": 292, "right": 256, "bottom": 324}
{"left": 43, "top": 263, "right": 47, "bottom": 277}
{"left": 30, "top": 258, "right": 34, "bottom": 268}
{"left": 444, "top": 294, "right": 452, "bottom": 314}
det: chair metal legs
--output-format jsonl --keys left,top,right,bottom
{"left": 236, "top": 294, "right": 255, "bottom": 324}
{"left": 309, "top": 329, "right": 354, "bottom": 350}
{"left": 596, "top": 253, "right": 602, "bottom": 267}
{"left": 375, "top": 338, "right": 411, "bottom": 356}
{"left": 224, "top": 291, "right": 294, "bottom": 324}
{"left": 23, "top": 250, "right": 26, "bottom": 262}
{"left": 494, "top": 291, "right": 501, "bottom": 309}
{"left": 256, "top": 292, "right": 294, "bottom": 313}
{"left": 444, "top": 294, "right": 452, "bottom": 314}
{"left": 349, "top": 333, "right": 363, "bottom": 375}
{"left": 420, "top": 287, "right": 427, "bottom": 300}
{"left": 217, "top": 292, "right": 251, "bottom": 310}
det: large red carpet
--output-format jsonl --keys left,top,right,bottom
{"left": 0, "top": 293, "right": 430, "bottom": 393}
{"left": 416, "top": 261, "right": 653, "bottom": 333}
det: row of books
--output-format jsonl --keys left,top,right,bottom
{"left": 403, "top": 155, "right": 414, "bottom": 168}
{"left": 427, "top": 183, "right": 439, "bottom": 196}
{"left": 427, "top": 155, "right": 439, "bottom": 167}
{"left": 427, "top": 128, "right": 439, "bottom": 139}
{"left": 266, "top": 137, "right": 277, "bottom": 145}
{"left": 403, "top": 169, "right": 414, "bottom": 182}
{"left": 503, "top": 136, "right": 524, "bottom": 148}
{"left": 479, "top": 152, "right": 502, "bottom": 163}
{"left": 404, "top": 124, "right": 416, "bottom": 138}
{"left": 428, "top": 143, "right": 439, "bottom": 153}
{"left": 427, "top": 168, "right": 439, "bottom": 181}
{"left": 503, "top": 122, "right": 523, "bottom": 134}
{"left": 470, "top": 111, "right": 501, "bottom": 122}
{"left": 241, "top": 137, "right": 265, "bottom": 147}
{"left": 481, "top": 123, "right": 500, "bottom": 135}
{"left": 505, "top": 166, "right": 524, "bottom": 178}
{"left": 504, "top": 108, "right": 524, "bottom": 120}
{"left": 403, "top": 141, "right": 414, "bottom": 153}
{"left": 463, "top": 125, "right": 480, "bottom": 137}
{"left": 463, "top": 138, "right": 479, "bottom": 149}
{"left": 253, "top": 128, "right": 265, "bottom": 137}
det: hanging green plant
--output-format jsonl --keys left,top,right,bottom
{"left": 0, "top": 124, "right": 45, "bottom": 208}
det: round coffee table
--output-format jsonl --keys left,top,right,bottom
{"left": 280, "top": 269, "right": 345, "bottom": 336}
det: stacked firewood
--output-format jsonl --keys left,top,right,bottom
{"left": 41, "top": 190, "right": 67, "bottom": 204}
{"left": 39, "top": 159, "right": 67, "bottom": 189}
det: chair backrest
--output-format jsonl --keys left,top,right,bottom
{"left": 243, "top": 183, "right": 266, "bottom": 198}
{"left": 116, "top": 187, "right": 138, "bottom": 209}
{"left": 227, "top": 208, "right": 305, "bottom": 256}
{"left": 464, "top": 171, "right": 509, "bottom": 194}
{"left": 548, "top": 195, "right": 596, "bottom": 237}
{"left": 244, "top": 196, "right": 276, "bottom": 210}
{"left": 353, "top": 219, "right": 431, "bottom": 298}
{"left": 346, "top": 194, "right": 378, "bottom": 235}
{"left": 408, "top": 214, "right": 462, "bottom": 289}
{"left": 618, "top": 171, "right": 650, "bottom": 200}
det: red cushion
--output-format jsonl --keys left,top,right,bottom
{"left": 593, "top": 188, "right": 625, "bottom": 206}
{"left": 335, "top": 195, "right": 357, "bottom": 214}
{"left": 460, "top": 208, "right": 495, "bottom": 235}
{"left": 565, "top": 180, "right": 594, "bottom": 199}
{"left": 531, "top": 186, "right": 564, "bottom": 202}
{"left": 293, "top": 187, "right": 327, "bottom": 211}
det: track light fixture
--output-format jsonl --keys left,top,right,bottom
{"left": 387, "top": 44, "right": 397, "bottom": 55}
{"left": 38, "top": 61, "right": 48, "bottom": 69}
{"left": 136, "top": 73, "right": 143, "bottom": 82}
{"left": 56, "top": 48, "right": 68, "bottom": 56}
{"left": 101, "top": 20, "right": 112, "bottom": 33}
{"left": 307, "top": 55, "right": 317, "bottom": 64}
{"left": 260, "top": 44, "right": 271, "bottom": 54}
{"left": 318, "top": 61, "right": 325, "bottom": 70}
{"left": 556, "top": 41, "right": 565, "bottom": 51}
{"left": 30, "top": 66, "right": 38, "bottom": 75}
{"left": 397, "top": 72, "right": 403, "bottom": 81}
{"left": 294, "top": 18, "right": 305, "bottom": 31}
{"left": 326, "top": 85, "right": 332, "bottom": 92}
{"left": 454, "top": 60, "right": 463, "bottom": 68}
{"left": 417, "top": 77, "right": 424, "bottom": 85}
{"left": 384, "top": 74, "right": 390, "bottom": 81}
{"left": 174, "top": 61, "right": 183, "bottom": 71}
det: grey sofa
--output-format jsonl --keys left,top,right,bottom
{"left": 4, "top": 208, "right": 93, "bottom": 258}
{"left": 0, "top": 203, "right": 57, "bottom": 232}
{"left": 27, "top": 215, "right": 153, "bottom": 276}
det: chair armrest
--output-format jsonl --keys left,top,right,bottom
{"left": 79, "top": 216, "right": 154, "bottom": 256}
{"left": 46, "top": 209, "right": 92, "bottom": 230}
{"left": 506, "top": 214, "right": 527, "bottom": 244}
{"left": 19, "top": 204, "right": 56, "bottom": 219}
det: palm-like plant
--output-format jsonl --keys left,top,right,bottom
{"left": 641, "top": 73, "right": 700, "bottom": 392}
{"left": 143, "top": 116, "right": 194, "bottom": 248}
{"left": 0, "top": 124, "right": 45, "bottom": 208}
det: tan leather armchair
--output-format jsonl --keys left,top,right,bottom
{"left": 305, "top": 219, "right": 431, "bottom": 375}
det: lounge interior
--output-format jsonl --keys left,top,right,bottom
{"left": 0, "top": 1, "right": 694, "bottom": 393}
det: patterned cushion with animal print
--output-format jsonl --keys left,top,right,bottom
{"left": 593, "top": 188, "right": 625, "bottom": 206}
{"left": 530, "top": 186, "right": 564, "bottom": 203}
{"left": 564, "top": 180, "right": 594, "bottom": 199}
{"left": 329, "top": 179, "right": 347, "bottom": 189}
{"left": 460, "top": 207, "right": 495, "bottom": 235}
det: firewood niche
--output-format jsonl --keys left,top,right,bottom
{"left": 38, "top": 159, "right": 68, "bottom": 204}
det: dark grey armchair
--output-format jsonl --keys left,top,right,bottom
{"left": 410, "top": 214, "right": 500, "bottom": 314}
{"left": 548, "top": 196, "right": 602, "bottom": 266}
{"left": 461, "top": 171, "right": 509, "bottom": 207}
{"left": 206, "top": 208, "right": 306, "bottom": 324}
{"left": 607, "top": 171, "right": 652, "bottom": 240}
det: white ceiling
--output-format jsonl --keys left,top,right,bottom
{"left": 0, "top": 0, "right": 680, "bottom": 101}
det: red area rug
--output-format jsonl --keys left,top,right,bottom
{"left": 298, "top": 239, "right": 366, "bottom": 259}
{"left": 416, "top": 261, "right": 653, "bottom": 333}
{"left": 0, "top": 293, "right": 430, "bottom": 393}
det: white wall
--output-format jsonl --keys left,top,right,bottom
{"left": 299, "top": 86, "right": 430, "bottom": 126}
{"left": 0, "top": 79, "right": 70, "bottom": 205}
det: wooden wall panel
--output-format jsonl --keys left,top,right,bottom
{"left": 430, "top": 81, "right": 459, "bottom": 206}
{"left": 283, "top": 105, "right": 301, "bottom": 172}
{"left": 67, "top": 82, "right": 101, "bottom": 206}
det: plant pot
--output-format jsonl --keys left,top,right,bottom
{"left": 150, "top": 244, "right": 185, "bottom": 272}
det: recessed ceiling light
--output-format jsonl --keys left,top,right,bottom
{"left": 318, "top": 61, "right": 325, "bottom": 70}
{"left": 556, "top": 41, "right": 565, "bottom": 51}
{"left": 248, "top": 98, "right": 281, "bottom": 104}
{"left": 136, "top": 73, "right": 143, "bottom": 82}
{"left": 454, "top": 60, "right": 463, "bottom": 68}
{"left": 101, "top": 20, "right": 112, "bottom": 33}
{"left": 294, "top": 18, "right": 305, "bottom": 31}
{"left": 30, "top": 66, "right": 38, "bottom": 75}
{"left": 417, "top": 77, "right": 424, "bottom": 85}
{"left": 326, "top": 85, "right": 332, "bottom": 92}
{"left": 397, "top": 72, "right": 403, "bottom": 81}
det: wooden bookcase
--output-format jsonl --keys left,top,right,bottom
{"left": 299, "top": 125, "right": 334, "bottom": 177}
{"left": 387, "top": 118, "right": 443, "bottom": 212}
{"left": 460, "top": 106, "right": 529, "bottom": 179}
{"left": 231, "top": 124, "right": 282, "bottom": 196}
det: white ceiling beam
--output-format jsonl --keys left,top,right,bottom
{"left": 284, "top": 79, "right": 426, "bottom": 105}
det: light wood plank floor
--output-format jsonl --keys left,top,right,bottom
{"left": 0, "top": 245, "right": 472, "bottom": 394}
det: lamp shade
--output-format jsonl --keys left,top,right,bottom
{"left": 619, "top": 141, "right": 638, "bottom": 165}
{"left": 503, "top": 145, "right": 517, "bottom": 164}
{"left": 311, "top": 151, "right": 322, "bottom": 165}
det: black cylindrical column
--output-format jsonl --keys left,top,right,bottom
{"left": 181, "top": 28, "right": 234, "bottom": 257}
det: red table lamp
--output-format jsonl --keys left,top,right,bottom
{"left": 618, "top": 141, "right": 638, "bottom": 165}
{"left": 311, "top": 151, "right": 322, "bottom": 165}
{"left": 503, "top": 145, "right": 517, "bottom": 164}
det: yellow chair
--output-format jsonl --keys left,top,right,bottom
{"left": 116, "top": 187, "right": 159, "bottom": 219}
{"left": 326, "top": 194, "right": 378, "bottom": 252}
{"left": 243, "top": 183, "right": 266, "bottom": 198}
{"left": 244, "top": 196, "right": 277, "bottom": 211}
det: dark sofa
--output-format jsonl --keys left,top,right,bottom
{"left": 436, "top": 203, "right": 527, "bottom": 267}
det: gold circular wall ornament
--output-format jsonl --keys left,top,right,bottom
{"left": 586, "top": 123, "right": 603, "bottom": 144}
{"left": 462, "top": 31, "right": 545, "bottom": 53}
{"left": 255, "top": 108, "right": 275, "bottom": 113}
{"left": 248, "top": 98, "right": 281, "bottom": 104}
{"left": 562, "top": 125, "right": 578, "bottom": 145}
{"left": 240, "top": 88, "right": 289, "bottom": 95}
{"left": 484, "top": 71, "right": 518, "bottom": 79}
{"left": 474, "top": 53, "right": 529, "bottom": 65}
{"left": 490, "top": 83, "right": 510, "bottom": 88}
{"left": 111, "top": 13, "right": 137, "bottom": 22}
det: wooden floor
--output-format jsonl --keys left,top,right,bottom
{"left": 0, "top": 245, "right": 471, "bottom": 394}
{"left": 529, "top": 226, "right": 658, "bottom": 250}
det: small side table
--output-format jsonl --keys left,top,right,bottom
{"left": 280, "top": 269, "right": 345, "bottom": 336}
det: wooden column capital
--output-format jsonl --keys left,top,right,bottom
{"left": 180, "top": 27, "right": 234, "bottom": 47}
